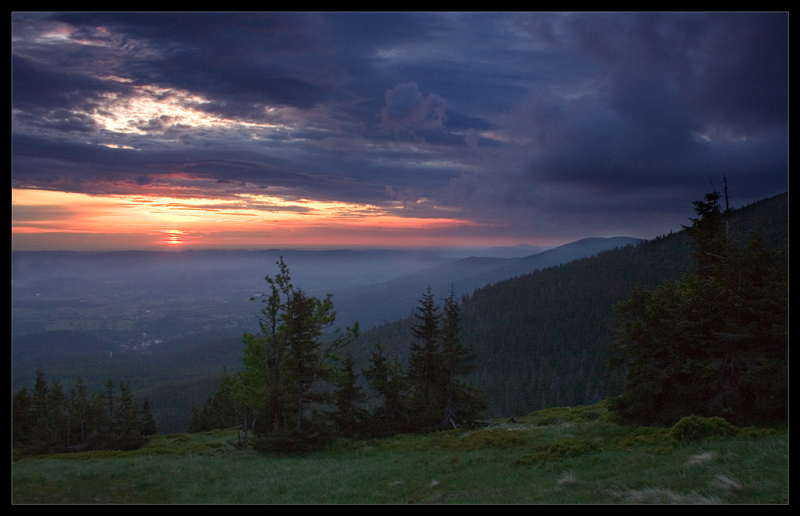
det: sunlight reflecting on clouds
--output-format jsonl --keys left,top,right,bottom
{"left": 12, "top": 188, "right": 481, "bottom": 250}
{"left": 88, "top": 82, "right": 295, "bottom": 139}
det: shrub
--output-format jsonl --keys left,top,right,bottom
{"left": 669, "top": 416, "right": 737, "bottom": 442}
{"left": 510, "top": 438, "right": 601, "bottom": 466}
{"left": 435, "top": 427, "right": 528, "bottom": 451}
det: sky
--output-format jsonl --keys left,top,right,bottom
{"left": 12, "top": 12, "right": 788, "bottom": 251}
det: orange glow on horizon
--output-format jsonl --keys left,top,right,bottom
{"left": 12, "top": 188, "right": 491, "bottom": 250}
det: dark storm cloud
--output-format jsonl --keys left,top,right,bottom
{"left": 36, "top": 12, "right": 347, "bottom": 116}
{"left": 500, "top": 13, "right": 788, "bottom": 214}
{"left": 12, "top": 54, "right": 129, "bottom": 134}
{"left": 12, "top": 12, "right": 787, "bottom": 243}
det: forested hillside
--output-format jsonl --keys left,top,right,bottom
{"left": 361, "top": 192, "right": 787, "bottom": 419}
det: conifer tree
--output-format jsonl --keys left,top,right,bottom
{"left": 439, "top": 291, "right": 486, "bottom": 427}
{"left": 611, "top": 190, "right": 788, "bottom": 425}
{"left": 111, "top": 380, "right": 144, "bottom": 450}
{"left": 407, "top": 287, "right": 445, "bottom": 428}
{"left": 70, "top": 378, "right": 90, "bottom": 446}
{"left": 47, "top": 379, "right": 69, "bottom": 449}
{"left": 13, "top": 373, "right": 151, "bottom": 454}
{"left": 30, "top": 369, "right": 51, "bottom": 451}
{"left": 405, "top": 288, "right": 486, "bottom": 430}
{"left": 329, "top": 353, "right": 369, "bottom": 437}
{"left": 364, "top": 342, "right": 408, "bottom": 434}
{"left": 140, "top": 398, "right": 158, "bottom": 436}
{"left": 236, "top": 258, "right": 358, "bottom": 453}
{"left": 12, "top": 387, "right": 33, "bottom": 447}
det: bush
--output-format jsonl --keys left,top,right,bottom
{"left": 436, "top": 427, "right": 528, "bottom": 451}
{"left": 510, "top": 438, "right": 602, "bottom": 466}
{"left": 669, "top": 416, "right": 737, "bottom": 442}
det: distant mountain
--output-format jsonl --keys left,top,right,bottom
{"left": 334, "top": 237, "right": 642, "bottom": 329}
{"left": 439, "top": 244, "right": 553, "bottom": 259}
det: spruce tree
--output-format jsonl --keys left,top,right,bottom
{"left": 237, "top": 258, "right": 358, "bottom": 453}
{"left": 70, "top": 378, "right": 90, "bottom": 446}
{"left": 364, "top": 342, "right": 408, "bottom": 435}
{"left": 140, "top": 398, "right": 158, "bottom": 436}
{"left": 405, "top": 288, "right": 486, "bottom": 430}
{"left": 611, "top": 191, "right": 788, "bottom": 425}
{"left": 407, "top": 287, "right": 444, "bottom": 429}
{"left": 12, "top": 387, "right": 33, "bottom": 447}
{"left": 439, "top": 291, "right": 486, "bottom": 427}
{"left": 330, "top": 353, "right": 369, "bottom": 438}
{"left": 112, "top": 380, "right": 144, "bottom": 450}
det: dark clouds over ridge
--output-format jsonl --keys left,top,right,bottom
{"left": 12, "top": 12, "right": 788, "bottom": 245}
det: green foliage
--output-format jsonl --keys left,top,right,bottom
{"left": 612, "top": 426, "right": 673, "bottom": 449}
{"left": 214, "top": 258, "right": 359, "bottom": 454}
{"left": 435, "top": 427, "right": 529, "bottom": 451}
{"left": 405, "top": 288, "right": 487, "bottom": 430}
{"left": 328, "top": 353, "right": 370, "bottom": 438}
{"left": 526, "top": 401, "right": 613, "bottom": 426}
{"left": 187, "top": 368, "right": 240, "bottom": 433}
{"left": 360, "top": 289, "right": 486, "bottom": 437}
{"left": 610, "top": 191, "right": 787, "bottom": 426}
{"left": 12, "top": 370, "right": 153, "bottom": 455}
{"left": 510, "top": 438, "right": 602, "bottom": 466}
{"left": 669, "top": 416, "right": 738, "bottom": 442}
{"left": 363, "top": 342, "right": 409, "bottom": 435}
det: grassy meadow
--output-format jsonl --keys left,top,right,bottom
{"left": 12, "top": 401, "right": 788, "bottom": 504}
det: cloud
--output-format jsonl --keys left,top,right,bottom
{"left": 11, "top": 13, "right": 788, "bottom": 247}
{"left": 381, "top": 82, "right": 447, "bottom": 131}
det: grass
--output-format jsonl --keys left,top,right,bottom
{"left": 12, "top": 402, "right": 788, "bottom": 504}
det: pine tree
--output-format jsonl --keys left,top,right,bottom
{"left": 30, "top": 369, "right": 51, "bottom": 452}
{"left": 329, "top": 353, "right": 369, "bottom": 437}
{"left": 69, "top": 378, "right": 90, "bottom": 446}
{"left": 611, "top": 190, "right": 788, "bottom": 425}
{"left": 364, "top": 342, "right": 408, "bottom": 435}
{"left": 47, "top": 379, "right": 69, "bottom": 450}
{"left": 188, "top": 404, "right": 207, "bottom": 433}
{"left": 438, "top": 291, "right": 486, "bottom": 427}
{"left": 407, "top": 287, "right": 444, "bottom": 429}
{"left": 111, "top": 380, "right": 144, "bottom": 450}
{"left": 237, "top": 258, "right": 358, "bottom": 453}
{"left": 12, "top": 387, "right": 33, "bottom": 447}
{"left": 140, "top": 398, "right": 158, "bottom": 436}
{"left": 13, "top": 373, "right": 152, "bottom": 454}
{"left": 405, "top": 288, "right": 487, "bottom": 430}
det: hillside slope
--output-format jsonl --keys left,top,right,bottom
{"left": 359, "top": 193, "right": 787, "bottom": 418}
{"left": 334, "top": 237, "right": 641, "bottom": 329}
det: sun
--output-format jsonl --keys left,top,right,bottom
{"left": 162, "top": 229, "right": 185, "bottom": 246}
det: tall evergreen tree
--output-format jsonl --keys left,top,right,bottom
{"left": 47, "top": 379, "right": 69, "bottom": 449}
{"left": 610, "top": 191, "right": 788, "bottom": 425}
{"left": 364, "top": 342, "right": 408, "bottom": 434}
{"left": 405, "top": 288, "right": 486, "bottom": 430}
{"left": 407, "top": 287, "right": 445, "bottom": 429}
{"left": 111, "top": 380, "right": 145, "bottom": 450}
{"left": 236, "top": 258, "right": 358, "bottom": 453}
{"left": 438, "top": 291, "right": 486, "bottom": 427}
{"left": 70, "top": 378, "right": 90, "bottom": 446}
{"left": 12, "top": 387, "right": 33, "bottom": 447}
{"left": 140, "top": 398, "right": 158, "bottom": 436}
{"left": 329, "top": 353, "right": 369, "bottom": 438}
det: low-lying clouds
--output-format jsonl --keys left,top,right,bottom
{"left": 12, "top": 12, "right": 787, "bottom": 249}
